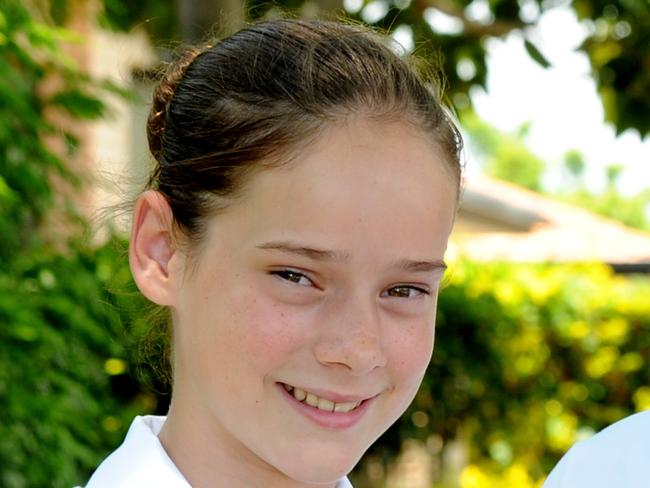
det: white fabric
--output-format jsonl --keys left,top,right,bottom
{"left": 82, "top": 416, "right": 191, "bottom": 488}
{"left": 543, "top": 410, "right": 650, "bottom": 488}
{"left": 81, "top": 415, "right": 354, "bottom": 488}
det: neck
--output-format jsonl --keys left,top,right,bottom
{"left": 158, "top": 394, "right": 341, "bottom": 488}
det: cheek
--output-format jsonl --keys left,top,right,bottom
{"left": 386, "top": 319, "right": 435, "bottom": 389}
{"left": 223, "top": 289, "right": 313, "bottom": 369}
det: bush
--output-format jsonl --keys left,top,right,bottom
{"left": 361, "top": 260, "right": 650, "bottom": 486}
{"left": 0, "top": 3, "right": 152, "bottom": 485}
{"left": 0, "top": 239, "right": 159, "bottom": 487}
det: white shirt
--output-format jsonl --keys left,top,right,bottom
{"left": 81, "top": 415, "right": 354, "bottom": 488}
{"left": 543, "top": 410, "right": 650, "bottom": 488}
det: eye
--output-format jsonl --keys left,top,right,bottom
{"left": 382, "top": 285, "right": 430, "bottom": 298}
{"left": 270, "top": 269, "right": 314, "bottom": 286}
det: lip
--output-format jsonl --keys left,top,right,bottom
{"left": 277, "top": 383, "right": 376, "bottom": 430}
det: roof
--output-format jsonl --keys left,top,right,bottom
{"left": 449, "top": 175, "right": 650, "bottom": 265}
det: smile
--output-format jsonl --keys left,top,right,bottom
{"left": 281, "top": 383, "right": 362, "bottom": 413}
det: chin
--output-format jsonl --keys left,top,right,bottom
{"left": 269, "top": 442, "right": 366, "bottom": 484}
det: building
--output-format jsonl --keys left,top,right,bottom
{"left": 452, "top": 175, "right": 650, "bottom": 271}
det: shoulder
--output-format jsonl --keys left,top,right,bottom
{"left": 543, "top": 410, "right": 650, "bottom": 488}
{"left": 80, "top": 415, "right": 191, "bottom": 488}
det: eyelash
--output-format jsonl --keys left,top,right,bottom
{"left": 382, "top": 285, "right": 430, "bottom": 298}
{"left": 271, "top": 270, "right": 430, "bottom": 298}
{"left": 270, "top": 269, "right": 314, "bottom": 286}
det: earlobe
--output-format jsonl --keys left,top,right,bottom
{"left": 129, "top": 190, "right": 180, "bottom": 306}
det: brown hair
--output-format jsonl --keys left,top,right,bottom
{"left": 146, "top": 18, "right": 462, "bottom": 247}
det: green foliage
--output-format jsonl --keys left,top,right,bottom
{"left": 360, "top": 260, "right": 650, "bottom": 486}
{"left": 103, "top": 0, "right": 650, "bottom": 137}
{"left": 462, "top": 112, "right": 546, "bottom": 191}
{"left": 559, "top": 187, "right": 650, "bottom": 232}
{"left": 574, "top": 0, "right": 650, "bottom": 136}
{"left": 100, "top": 0, "right": 178, "bottom": 43}
{"left": 557, "top": 150, "right": 650, "bottom": 232}
{"left": 564, "top": 149, "right": 586, "bottom": 179}
{"left": 0, "top": 3, "right": 157, "bottom": 486}
{"left": 523, "top": 39, "right": 551, "bottom": 69}
{"left": 463, "top": 115, "right": 650, "bottom": 232}
{"left": 0, "top": 1, "right": 100, "bottom": 261}
{"left": 0, "top": 240, "right": 154, "bottom": 488}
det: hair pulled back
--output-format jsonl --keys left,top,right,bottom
{"left": 146, "top": 19, "right": 462, "bottom": 245}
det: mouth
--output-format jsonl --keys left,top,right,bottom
{"left": 280, "top": 383, "right": 365, "bottom": 413}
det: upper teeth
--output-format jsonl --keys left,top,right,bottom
{"left": 283, "top": 384, "right": 361, "bottom": 413}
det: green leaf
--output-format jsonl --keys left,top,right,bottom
{"left": 49, "top": 89, "right": 105, "bottom": 120}
{"left": 0, "top": 175, "right": 18, "bottom": 203}
{"left": 524, "top": 39, "right": 551, "bottom": 68}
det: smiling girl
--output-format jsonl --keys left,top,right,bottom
{"left": 82, "top": 18, "right": 463, "bottom": 488}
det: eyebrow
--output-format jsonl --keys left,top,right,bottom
{"left": 256, "top": 241, "right": 348, "bottom": 261}
{"left": 395, "top": 259, "right": 447, "bottom": 273}
{"left": 256, "top": 241, "right": 447, "bottom": 273}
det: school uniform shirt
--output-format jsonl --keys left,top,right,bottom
{"left": 81, "top": 415, "right": 354, "bottom": 488}
{"left": 543, "top": 410, "right": 650, "bottom": 488}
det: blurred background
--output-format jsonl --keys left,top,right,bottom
{"left": 1, "top": 0, "right": 649, "bottom": 487}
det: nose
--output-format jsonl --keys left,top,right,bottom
{"left": 313, "top": 295, "right": 387, "bottom": 376}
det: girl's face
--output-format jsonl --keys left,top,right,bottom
{"left": 164, "top": 118, "right": 457, "bottom": 485}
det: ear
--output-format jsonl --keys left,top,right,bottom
{"left": 129, "top": 190, "right": 181, "bottom": 306}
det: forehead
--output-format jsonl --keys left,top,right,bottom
{"left": 286, "top": 117, "right": 458, "bottom": 188}
{"left": 208, "top": 118, "right": 457, "bottom": 260}
{"left": 258, "top": 119, "right": 454, "bottom": 204}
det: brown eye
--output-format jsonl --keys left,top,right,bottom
{"left": 383, "top": 286, "right": 428, "bottom": 298}
{"left": 271, "top": 270, "right": 312, "bottom": 286}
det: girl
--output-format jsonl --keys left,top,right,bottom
{"left": 83, "top": 18, "right": 463, "bottom": 487}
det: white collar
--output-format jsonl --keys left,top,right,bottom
{"left": 83, "top": 416, "right": 191, "bottom": 487}
{"left": 83, "top": 415, "right": 354, "bottom": 487}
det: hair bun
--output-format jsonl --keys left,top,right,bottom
{"left": 147, "top": 46, "right": 203, "bottom": 161}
